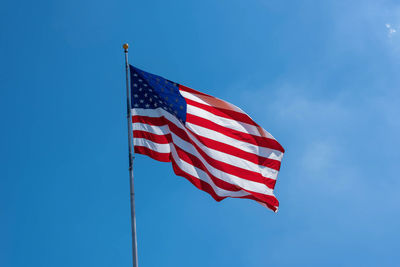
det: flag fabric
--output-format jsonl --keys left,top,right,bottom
{"left": 129, "top": 65, "right": 285, "bottom": 212}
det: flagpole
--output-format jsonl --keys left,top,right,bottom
{"left": 123, "top": 43, "right": 139, "bottom": 267}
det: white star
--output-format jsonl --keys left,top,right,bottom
{"left": 140, "top": 100, "right": 144, "bottom": 103}
{"left": 144, "top": 93, "right": 148, "bottom": 97}
{"left": 133, "top": 73, "right": 138, "bottom": 77}
{"left": 134, "top": 94, "right": 138, "bottom": 98}
{"left": 139, "top": 88, "right": 142, "bottom": 91}
{"left": 134, "top": 103, "right": 138, "bottom": 107}
{"left": 138, "top": 79, "right": 142, "bottom": 82}
{"left": 145, "top": 104, "right": 150, "bottom": 108}
{"left": 149, "top": 98, "right": 152, "bottom": 102}
{"left": 134, "top": 84, "right": 138, "bottom": 87}
{"left": 144, "top": 84, "right": 147, "bottom": 87}
{"left": 154, "top": 103, "right": 158, "bottom": 107}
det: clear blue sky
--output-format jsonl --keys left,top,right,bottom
{"left": 1, "top": 0, "right": 400, "bottom": 266}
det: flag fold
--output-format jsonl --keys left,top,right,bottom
{"left": 130, "top": 65, "right": 284, "bottom": 212}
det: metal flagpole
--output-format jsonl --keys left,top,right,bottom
{"left": 123, "top": 43, "right": 139, "bottom": 267}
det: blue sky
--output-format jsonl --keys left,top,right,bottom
{"left": 1, "top": 0, "right": 400, "bottom": 266}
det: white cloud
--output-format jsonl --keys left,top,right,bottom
{"left": 385, "top": 23, "right": 397, "bottom": 37}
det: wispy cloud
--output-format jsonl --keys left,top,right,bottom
{"left": 385, "top": 23, "right": 397, "bottom": 37}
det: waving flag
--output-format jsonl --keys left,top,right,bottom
{"left": 130, "top": 65, "right": 285, "bottom": 212}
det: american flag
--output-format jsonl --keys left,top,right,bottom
{"left": 130, "top": 65, "right": 285, "bottom": 212}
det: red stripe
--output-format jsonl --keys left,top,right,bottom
{"left": 133, "top": 115, "right": 277, "bottom": 188}
{"left": 133, "top": 130, "right": 171, "bottom": 144}
{"left": 171, "top": 156, "right": 227, "bottom": 202}
{"left": 134, "top": 146, "right": 170, "bottom": 162}
{"left": 238, "top": 195, "right": 278, "bottom": 212}
{"left": 133, "top": 115, "right": 165, "bottom": 126}
{"left": 134, "top": 131, "right": 243, "bottom": 192}
{"left": 187, "top": 114, "right": 285, "bottom": 153}
{"left": 180, "top": 85, "right": 284, "bottom": 154}
{"left": 174, "top": 145, "right": 243, "bottom": 192}
{"left": 173, "top": 155, "right": 279, "bottom": 208}
{"left": 134, "top": 131, "right": 274, "bottom": 193}
{"left": 185, "top": 127, "right": 281, "bottom": 171}
{"left": 185, "top": 98, "right": 257, "bottom": 126}
{"left": 134, "top": 115, "right": 281, "bottom": 170}
{"left": 135, "top": 142, "right": 279, "bottom": 210}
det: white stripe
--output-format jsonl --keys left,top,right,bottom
{"left": 185, "top": 122, "right": 283, "bottom": 161}
{"left": 133, "top": 110, "right": 276, "bottom": 196}
{"left": 187, "top": 104, "right": 276, "bottom": 140}
{"left": 134, "top": 137, "right": 170, "bottom": 153}
{"left": 170, "top": 146, "right": 251, "bottom": 198}
{"left": 135, "top": 138, "right": 249, "bottom": 197}
{"left": 134, "top": 121, "right": 278, "bottom": 180}
{"left": 180, "top": 90, "right": 246, "bottom": 114}
{"left": 132, "top": 108, "right": 283, "bottom": 161}
{"left": 134, "top": 136, "right": 264, "bottom": 198}
{"left": 133, "top": 108, "right": 279, "bottom": 178}
{"left": 180, "top": 90, "right": 276, "bottom": 140}
{"left": 169, "top": 130, "right": 275, "bottom": 195}
{"left": 133, "top": 122, "right": 169, "bottom": 136}
{"left": 179, "top": 124, "right": 279, "bottom": 180}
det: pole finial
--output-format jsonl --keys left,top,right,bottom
{"left": 123, "top": 43, "right": 129, "bottom": 51}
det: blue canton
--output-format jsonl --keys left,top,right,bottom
{"left": 129, "top": 65, "right": 187, "bottom": 124}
